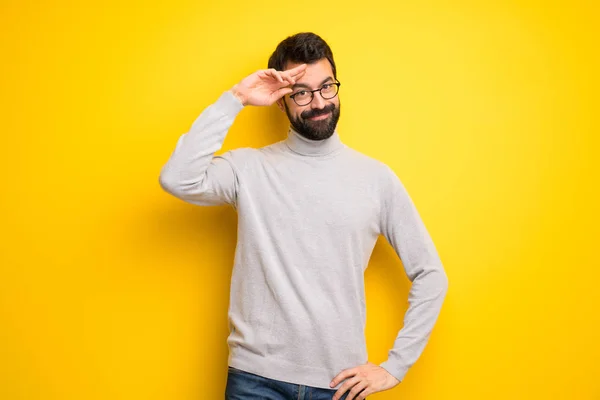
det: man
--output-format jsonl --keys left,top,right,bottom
{"left": 159, "top": 32, "right": 448, "bottom": 400}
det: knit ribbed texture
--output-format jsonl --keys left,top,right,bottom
{"left": 159, "top": 90, "right": 448, "bottom": 389}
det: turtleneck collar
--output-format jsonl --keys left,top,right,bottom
{"left": 284, "top": 126, "right": 344, "bottom": 157}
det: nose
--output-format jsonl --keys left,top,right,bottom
{"left": 310, "top": 92, "right": 327, "bottom": 110}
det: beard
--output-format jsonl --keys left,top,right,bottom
{"left": 284, "top": 101, "right": 341, "bottom": 141}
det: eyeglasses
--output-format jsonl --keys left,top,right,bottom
{"left": 289, "top": 81, "right": 341, "bottom": 106}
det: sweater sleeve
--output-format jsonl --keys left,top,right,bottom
{"left": 378, "top": 166, "right": 449, "bottom": 383}
{"left": 159, "top": 90, "right": 245, "bottom": 207}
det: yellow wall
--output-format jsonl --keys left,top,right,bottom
{"left": 1, "top": 1, "right": 598, "bottom": 399}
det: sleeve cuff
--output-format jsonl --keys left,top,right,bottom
{"left": 379, "top": 360, "right": 409, "bottom": 383}
{"left": 212, "top": 90, "right": 245, "bottom": 117}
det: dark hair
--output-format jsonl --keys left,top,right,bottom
{"left": 268, "top": 32, "right": 337, "bottom": 79}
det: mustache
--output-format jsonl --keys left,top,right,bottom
{"left": 301, "top": 104, "right": 336, "bottom": 119}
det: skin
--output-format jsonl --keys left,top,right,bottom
{"left": 229, "top": 60, "right": 401, "bottom": 399}
{"left": 275, "top": 59, "right": 340, "bottom": 141}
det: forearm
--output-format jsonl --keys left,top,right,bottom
{"left": 378, "top": 166, "right": 449, "bottom": 382}
{"left": 159, "top": 90, "right": 244, "bottom": 198}
{"left": 379, "top": 264, "right": 448, "bottom": 382}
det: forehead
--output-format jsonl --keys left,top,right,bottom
{"left": 284, "top": 58, "right": 334, "bottom": 86}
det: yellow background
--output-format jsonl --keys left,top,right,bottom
{"left": 1, "top": 0, "right": 598, "bottom": 399}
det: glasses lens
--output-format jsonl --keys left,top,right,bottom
{"left": 320, "top": 83, "right": 339, "bottom": 99}
{"left": 293, "top": 91, "right": 312, "bottom": 106}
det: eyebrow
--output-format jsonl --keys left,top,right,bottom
{"left": 292, "top": 76, "right": 334, "bottom": 90}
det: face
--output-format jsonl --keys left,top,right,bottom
{"left": 276, "top": 58, "right": 341, "bottom": 141}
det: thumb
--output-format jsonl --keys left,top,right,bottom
{"left": 272, "top": 87, "right": 293, "bottom": 101}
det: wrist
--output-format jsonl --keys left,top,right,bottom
{"left": 230, "top": 85, "right": 247, "bottom": 106}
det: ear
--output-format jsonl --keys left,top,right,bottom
{"left": 276, "top": 98, "right": 285, "bottom": 113}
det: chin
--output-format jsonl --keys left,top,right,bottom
{"left": 304, "top": 128, "right": 335, "bottom": 141}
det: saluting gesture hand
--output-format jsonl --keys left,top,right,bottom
{"left": 230, "top": 64, "right": 307, "bottom": 107}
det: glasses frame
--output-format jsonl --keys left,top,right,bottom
{"left": 289, "top": 81, "right": 341, "bottom": 106}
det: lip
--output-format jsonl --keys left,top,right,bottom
{"left": 308, "top": 112, "right": 331, "bottom": 121}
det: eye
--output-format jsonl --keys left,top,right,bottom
{"left": 296, "top": 90, "right": 308, "bottom": 96}
{"left": 321, "top": 84, "right": 332, "bottom": 90}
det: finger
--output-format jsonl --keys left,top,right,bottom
{"left": 356, "top": 386, "right": 375, "bottom": 400}
{"left": 288, "top": 68, "right": 306, "bottom": 79}
{"left": 281, "top": 73, "right": 297, "bottom": 86}
{"left": 257, "top": 70, "right": 279, "bottom": 84}
{"left": 333, "top": 377, "right": 360, "bottom": 400}
{"left": 287, "top": 63, "right": 307, "bottom": 75}
{"left": 283, "top": 69, "right": 306, "bottom": 85}
{"left": 260, "top": 69, "right": 276, "bottom": 81}
{"left": 331, "top": 368, "right": 355, "bottom": 387}
{"left": 265, "top": 69, "right": 284, "bottom": 83}
{"left": 272, "top": 87, "right": 293, "bottom": 100}
{"left": 347, "top": 381, "right": 369, "bottom": 400}
{"left": 287, "top": 70, "right": 305, "bottom": 84}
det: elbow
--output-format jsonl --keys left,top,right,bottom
{"left": 158, "top": 169, "right": 193, "bottom": 197}
{"left": 434, "top": 266, "right": 449, "bottom": 297}
{"left": 158, "top": 170, "right": 178, "bottom": 195}
{"left": 158, "top": 168, "right": 208, "bottom": 200}
{"left": 421, "top": 264, "right": 449, "bottom": 296}
{"left": 440, "top": 269, "right": 449, "bottom": 294}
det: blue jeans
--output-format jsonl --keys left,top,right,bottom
{"left": 225, "top": 366, "right": 352, "bottom": 400}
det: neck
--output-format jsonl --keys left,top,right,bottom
{"left": 284, "top": 126, "right": 344, "bottom": 157}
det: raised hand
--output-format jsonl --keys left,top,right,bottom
{"left": 230, "top": 64, "right": 307, "bottom": 107}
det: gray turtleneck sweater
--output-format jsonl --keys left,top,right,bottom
{"left": 158, "top": 90, "right": 448, "bottom": 389}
